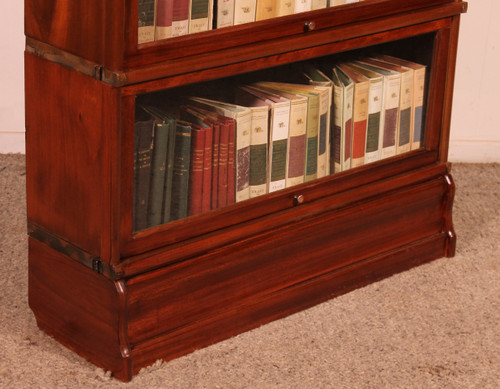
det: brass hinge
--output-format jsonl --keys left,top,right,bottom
{"left": 28, "top": 223, "right": 121, "bottom": 280}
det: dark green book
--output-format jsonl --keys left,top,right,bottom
{"left": 170, "top": 120, "right": 192, "bottom": 221}
{"left": 138, "top": 0, "right": 156, "bottom": 44}
{"left": 133, "top": 109, "right": 155, "bottom": 231}
{"left": 141, "top": 107, "right": 170, "bottom": 228}
{"left": 140, "top": 105, "right": 177, "bottom": 225}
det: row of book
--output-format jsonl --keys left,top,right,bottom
{"left": 138, "top": 0, "right": 364, "bottom": 43}
{"left": 133, "top": 54, "right": 426, "bottom": 230}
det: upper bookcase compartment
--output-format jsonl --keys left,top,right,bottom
{"left": 25, "top": 0, "right": 466, "bottom": 86}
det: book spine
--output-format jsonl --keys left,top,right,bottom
{"left": 148, "top": 122, "right": 170, "bottom": 227}
{"left": 162, "top": 118, "right": 177, "bottom": 224}
{"left": 170, "top": 122, "right": 192, "bottom": 220}
{"left": 411, "top": 67, "right": 426, "bottom": 149}
{"left": 380, "top": 76, "right": 400, "bottom": 159}
{"left": 234, "top": 0, "right": 256, "bottom": 25}
{"left": 286, "top": 99, "right": 307, "bottom": 187}
{"left": 188, "top": 128, "right": 206, "bottom": 216}
{"left": 235, "top": 112, "right": 252, "bottom": 202}
{"left": 226, "top": 120, "right": 236, "bottom": 205}
{"left": 218, "top": 123, "right": 230, "bottom": 207}
{"left": 332, "top": 82, "right": 343, "bottom": 173}
{"left": 311, "top": 0, "right": 327, "bottom": 10}
{"left": 211, "top": 123, "right": 220, "bottom": 209}
{"left": 217, "top": 0, "right": 235, "bottom": 28}
{"left": 294, "top": 0, "right": 311, "bottom": 13}
{"left": 138, "top": 0, "right": 156, "bottom": 43}
{"left": 256, "top": 0, "right": 277, "bottom": 21}
{"left": 133, "top": 120, "right": 155, "bottom": 231}
{"left": 202, "top": 126, "right": 213, "bottom": 212}
{"left": 156, "top": 0, "right": 173, "bottom": 40}
{"left": 276, "top": 0, "right": 294, "bottom": 16}
{"left": 350, "top": 81, "right": 369, "bottom": 168}
{"left": 396, "top": 69, "right": 413, "bottom": 154}
{"left": 342, "top": 83, "right": 354, "bottom": 171}
{"left": 172, "top": 0, "right": 190, "bottom": 36}
{"left": 249, "top": 111, "right": 268, "bottom": 198}
{"left": 364, "top": 78, "right": 384, "bottom": 164}
{"left": 304, "top": 94, "right": 319, "bottom": 182}
{"left": 317, "top": 90, "right": 330, "bottom": 178}
{"left": 190, "top": 0, "right": 211, "bottom": 33}
{"left": 268, "top": 103, "right": 289, "bottom": 192}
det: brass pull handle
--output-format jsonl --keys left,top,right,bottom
{"left": 304, "top": 21, "right": 316, "bottom": 32}
{"left": 293, "top": 194, "right": 305, "bottom": 206}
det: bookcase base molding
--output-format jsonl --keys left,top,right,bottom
{"left": 28, "top": 165, "right": 455, "bottom": 382}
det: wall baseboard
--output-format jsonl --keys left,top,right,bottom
{"left": 0, "top": 132, "right": 25, "bottom": 154}
{"left": 449, "top": 140, "right": 500, "bottom": 163}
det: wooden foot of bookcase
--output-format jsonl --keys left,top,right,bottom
{"left": 28, "top": 167, "right": 456, "bottom": 382}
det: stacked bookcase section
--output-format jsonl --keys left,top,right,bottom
{"left": 25, "top": 0, "right": 467, "bottom": 381}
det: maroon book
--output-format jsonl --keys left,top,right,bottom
{"left": 188, "top": 125, "right": 206, "bottom": 216}
{"left": 225, "top": 118, "right": 236, "bottom": 205}
{"left": 217, "top": 121, "right": 230, "bottom": 208}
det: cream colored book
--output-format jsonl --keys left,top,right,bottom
{"left": 259, "top": 81, "right": 330, "bottom": 178}
{"left": 354, "top": 59, "right": 402, "bottom": 159}
{"left": 303, "top": 66, "right": 334, "bottom": 175}
{"left": 234, "top": 0, "right": 257, "bottom": 25}
{"left": 294, "top": 0, "right": 311, "bottom": 14}
{"left": 189, "top": 0, "right": 214, "bottom": 33}
{"left": 376, "top": 55, "right": 427, "bottom": 150}
{"left": 338, "top": 63, "right": 370, "bottom": 169}
{"left": 311, "top": 0, "right": 327, "bottom": 10}
{"left": 276, "top": 0, "right": 294, "bottom": 16}
{"left": 256, "top": 0, "right": 277, "bottom": 20}
{"left": 241, "top": 86, "right": 291, "bottom": 193}
{"left": 217, "top": 0, "right": 235, "bottom": 27}
{"left": 331, "top": 66, "right": 354, "bottom": 172}
{"left": 234, "top": 87, "right": 271, "bottom": 198}
{"left": 343, "top": 62, "right": 384, "bottom": 165}
{"left": 257, "top": 81, "right": 322, "bottom": 182}
{"left": 366, "top": 58, "right": 414, "bottom": 155}
{"left": 252, "top": 85, "right": 308, "bottom": 188}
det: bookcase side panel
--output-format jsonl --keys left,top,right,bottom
{"left": 28, "top": 238, "right": 132, "bottom": 381}
{"left": 25, "top": 53, "right": 120, "bottom": 259}
{"left": 24, "top": 0, "right": 126, "bottom": 70}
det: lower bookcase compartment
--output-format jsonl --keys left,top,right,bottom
{"left": 28, "top": 169, "right": 456, "bottom": 382}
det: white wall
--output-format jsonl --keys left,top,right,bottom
{"left": 0, "top": 1, "right": 25, "bottom": 153}
{"left": 448, "top": 0, "right": 500, "bottom": 162}
{"left": 1, "top": 2, "right": 499, "bottom": 161}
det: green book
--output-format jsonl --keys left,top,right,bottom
{"left": 138, "top": 0, "right": 156, "bottom": 44}
{"left": 133, "top": 108, "right": 155, "bottom": 231}
{"left": 170, "top": 120, "right": 192, "bottom": 221}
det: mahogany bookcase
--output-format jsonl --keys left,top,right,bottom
{"left": 25, "top": 0, "right": 467, "bottom": 381}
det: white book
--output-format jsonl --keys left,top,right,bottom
{"left": 217, "top": 0, "right": 235, "bottom": 28}
{"left": 234, "top": 0, "right": 257, "bottom": 25}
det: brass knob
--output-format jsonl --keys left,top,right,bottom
{"left": 293, "top": 194, "right": 305, "bottom": 205}
{"left": 304, "top": 21, "right": 316, "bottom": 32}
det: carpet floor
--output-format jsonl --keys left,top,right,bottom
{"left": 1, "top": 154, "right": 499, "bottom": 388}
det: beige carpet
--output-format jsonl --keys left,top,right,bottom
{"left": 1, "top": 154, "right": 499, "bottom": 388}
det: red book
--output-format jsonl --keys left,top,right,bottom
{"left": 224, "top": 118, "right": 236, "bottom": 205}
{"left": 188, "top": 125, "right": 206, "bottom": 216}
{"left": 210, "top": 122, "right": 220, "bottom": 210}
{"left": 217, "top": 121, "right": 230, "bottom": 208}
{"left": 201, "top": 125, "right": 213, "bottom": 213}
